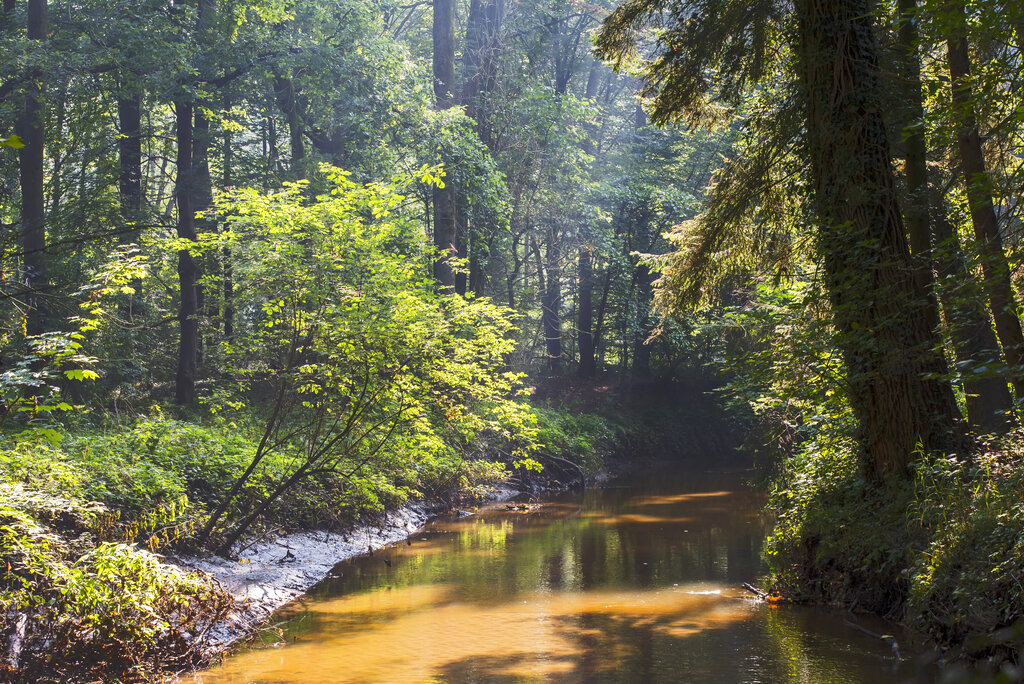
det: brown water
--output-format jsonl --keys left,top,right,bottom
{"left": 189, "top": 466, "right": 936, "bottom": 683}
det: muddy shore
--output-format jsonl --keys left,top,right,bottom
{"left": 171, "top": 486, "right": 521, "bottom": 657}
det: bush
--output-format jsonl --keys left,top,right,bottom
{"left": 765, "top": 432, "right": 1024, "bottom": 663}
{"left": 0, "top": 484, "right": 232, "bottom": 683}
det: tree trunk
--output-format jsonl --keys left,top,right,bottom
{"left": 17, "top": 0, "right": 48, "bottom": 337}
{"left": 794, "top": 0, "right": 959, "bottom": 478}
{"left": 117, "top": 88, "right": 144, "bottom": 322}
{"left": 945, "top": 1, "right": 1024, "bottom": 401}
{"left": 578, "top": 244, "right": 595, "bottom": 377}
{"left": 542, "top": 225, "right": 562, "bottom": 374}
{"left": 175, "top": 100, "right": 199, "bottom": 405}
{"left": 117, "top": 91, "right": 143, "bottom": 235}
{"left": 632, "top": 264, "right": 654, "bottom": 377}
{"left": 432, "top": 0, "right": 457, "bottom": 290}
{"left": 578, "top": 60, "right": 602, "bottom": 378}
{"left": 274, "top": 75, "right": 305, "bottom": 179}
{"left": 892, "top": 0, "right": 1010, "bottom": 430}
{"left": 931, "top": 191, "right": 1014, "bottom": 430}
{"left": 223, "top": 101, "right": 234, "bottom": 339}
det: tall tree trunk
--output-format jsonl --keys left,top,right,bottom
{"left": 594, "top": 268, "right": 612, "bottom": 365}
{"left": 794, "top": 0, "right": 959, "bottom": 478}
{"left": 542, "top": 225, "right": 562, "bottom": 374}
{"left": 274, "top": 75, "right": 305, "bottom": 179}
{"left": 2, "top": 0, "right": 15, "bottom": 28}
{"left": 117, "top": 87, "right": 144, "bottom": 321}
{"left": 118, "top": 91, "right": 143, "bottom": 235}
{"left": 578, "top": 244, "right": 595, "bottom": 377}
{"left": 17, "top": 0, "right": 47, "bottom": 337}
{"left": 578, "top": 60, "right": 602, "bottom": 378}
{"left": 193, "top": 103, "right": 216, "bottom": 366}
{"left": 945, "top": 1, "right": 1024, "bottom": 401}
{"left": 174, "top": 100, "right": 199, "bottom": 405}
{"left": 222, "top": 100, "right": 234, "bottom": 339}
{"left": 892, "top": 0, "right": 1013, "bottom": 430}
{"left": 632, "top": 264, "right": 654, "bottom": 377}
{"left": 931, "top": 191, "right": 1014, "bottom": 430}
{"left": 432, "top": 0, "right": 457, "bottom": 290}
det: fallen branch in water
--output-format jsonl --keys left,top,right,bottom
{"left": 741, "top": 582, "right": 768, "bottom": 599}
{"left": 842, "top": 616, "right": 902, "bottom": 661}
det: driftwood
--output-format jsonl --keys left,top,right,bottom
{"left": 741, "top": 582, "right": 768, "bottom": 600}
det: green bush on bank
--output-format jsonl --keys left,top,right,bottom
{"left": 532, "top": 405, "right": 619, "bottom": 477}
{"left": 765, "top": 433, "right": 1024, "bottom": 661}
{"left": 1, "top": 482, "right": 232, "bottom": 683}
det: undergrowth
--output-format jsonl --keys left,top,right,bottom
{"left": 765, "top": 432, "right": 1024, "bottom": 665}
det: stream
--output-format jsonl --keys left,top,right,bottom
{"left": 187, "top": 464, "right": 938, "bottom": 683}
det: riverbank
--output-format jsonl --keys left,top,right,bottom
{"left": 1, "top": 377, "right": 729, "bottom": 682}
{"left": 171, "top": 485, "right": 519, "bottom": 657}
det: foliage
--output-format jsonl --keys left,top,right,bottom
{"left": 0, "top": 482, "right": 232, "bottom": 682}
{"left": 531, "top": 405, "right": 619, "bottom": 476}
{"left": 190, "top": 166, "right": 539, "bottom": 551}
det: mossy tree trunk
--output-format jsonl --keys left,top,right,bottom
{"left": 794, "top": 0, "right": 960, "bottom": 478}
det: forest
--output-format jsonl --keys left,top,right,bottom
{"left": 0, "top": 0, "right": 1023, "bottom": 680}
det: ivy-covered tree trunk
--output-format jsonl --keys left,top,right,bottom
{"left": 432, "top": 0, "right": 457, "bottom": 290}
{"left": 945, "top": 1, "right": 1024, "bottom": 402}
{"left": 174, "top": 100, "right": 199, "bottom": 405}
{"left": 794, "top": 0, "right": 959, "bottom": 477}
{"left": 17, "top": 0, "right": 48, "bottom": 337}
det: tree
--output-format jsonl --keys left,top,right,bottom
{"left": 943, "top": 0, "right": 1024, "bottom": 402}
{"left": 597, "top": 0, "right": 962, "bottom": 476}
{"left": 196, "top": 168, "right": 537, "bottom": 554}
{"left": 432, "top": 0, "right": 457, "bottom": 290}
{"left": 17, "top": 0, "right": 48, "bottom": 337}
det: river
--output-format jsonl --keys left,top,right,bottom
{"left": 187, "top": 464, "right": 937, "bottom": 683}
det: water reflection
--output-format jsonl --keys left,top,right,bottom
{"left": 188, "top": 467, "right": 932, "bottom": 683}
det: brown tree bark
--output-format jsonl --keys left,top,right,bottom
{"left": 794, "top": 0, "right": 960, "bottom": 478}
{"left": 578, "top": 60, "right": 602, "bottom": 378}
{"left": 893, "top": 0, "right": 1013, "bottom": 430}
{"left": 931, "top": 192, "right": 1014, "bottom": 430}
{"left": 274, "top": 75, "right": 306, "bottom": 179}
{"left": 222, "top": 99, "right": 234, "bottom": 339}
{"left": 945, "top": 1, "right": 1024, "bottom": 401}
{"left": 17, "top": 0, "right": 48, "bottom": 337}
{"left": 117, "top": 88, "right": 144, "bottom": 321}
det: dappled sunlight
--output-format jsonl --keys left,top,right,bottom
{"left": 187, "top": 469, "right": 923, "bottom": 684}
{"left": 583, "top": 512, "right": 696, "bottom": 525}
{"left": 190, "top": 585, "right": 754, "bottom": 684}
{"left": 632, "top": 491, "right": 737, "bottom": 506}
{"left": 284, "top": 583, "right": 455, "bottom": 617}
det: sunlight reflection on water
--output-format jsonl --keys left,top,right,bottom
{"left": 187, "top": 467, "right": 936, "bottom": 684}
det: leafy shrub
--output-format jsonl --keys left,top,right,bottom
{"left": 532, "top": 406, "right": 618, "bottom": 477}
{"left": 1, "top": 485, "right": 231, "bottom": 683}
{"left": 765, "top": 431, "right": 1024, "bottom": 663}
